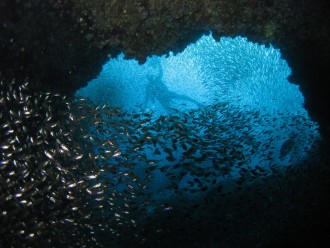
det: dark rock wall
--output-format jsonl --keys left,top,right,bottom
{"left": 0, "top": 0, "right": 329, "bottom": 126}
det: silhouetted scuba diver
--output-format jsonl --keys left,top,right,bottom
{"left": 144, "top": 58, "right": 201, "bottom": 112}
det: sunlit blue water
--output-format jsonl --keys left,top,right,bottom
{"left": 78, "top": 34, "right": 306, "bottom": 114}
{"left": 76, "top": 34, "right": 320, "bottom": 201}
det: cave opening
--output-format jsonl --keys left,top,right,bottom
{"left": 75, "top": 33, "right": 320, "bottom": 203}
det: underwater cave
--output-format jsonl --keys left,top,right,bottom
{"left": 1, "top": 1, "right": 330, "bottom": 248}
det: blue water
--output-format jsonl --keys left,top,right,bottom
{"left": 76, "top": 34, "right": 320, "bottom": 202}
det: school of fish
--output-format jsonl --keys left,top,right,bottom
{"left": 0, "top": 79, "right": 327, "bottom": 248}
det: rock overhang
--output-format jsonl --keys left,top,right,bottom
{"left": 0, "top": 0, "right": 329, "bottom": 128}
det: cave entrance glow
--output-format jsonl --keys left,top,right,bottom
{"left": 76, "top": 34, "right": 320, "bottom": 201}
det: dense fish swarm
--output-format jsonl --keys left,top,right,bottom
{"left": 1, "top": 79, "right": 328, "bottom": 247}
{"left": 0, "top": 80, "right": 140, "bottom": 247}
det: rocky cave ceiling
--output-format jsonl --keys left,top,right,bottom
{"left": 0, "top": 0, "right": 329, "bottom": 129}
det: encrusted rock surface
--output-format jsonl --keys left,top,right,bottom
{"left": 0, "top": 0, "right": 329, "bottom": 125}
